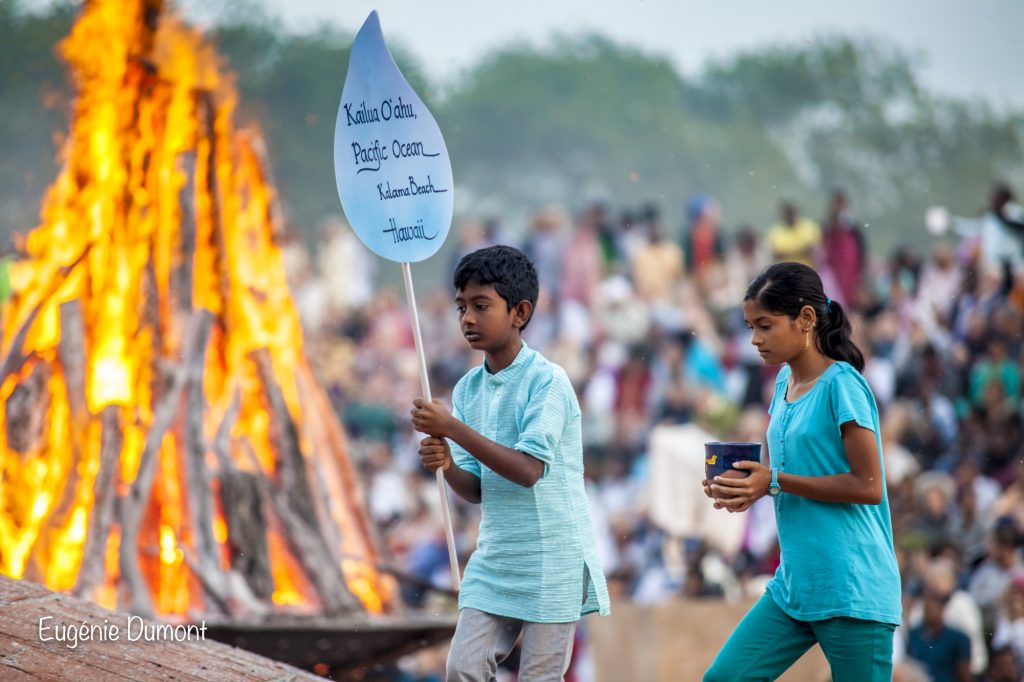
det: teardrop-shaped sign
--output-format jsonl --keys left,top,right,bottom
{"left": 334, "top": 12, "right": 453, "bottom": 263}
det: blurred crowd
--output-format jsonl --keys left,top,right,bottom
{"left": 289, "top": 183, "right": 1024, "bottom": 682}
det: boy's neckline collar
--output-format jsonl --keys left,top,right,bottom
{"left": 483, "top": 340, "right": 530, "bottom": 382}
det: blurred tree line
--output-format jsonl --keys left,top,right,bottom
{"left": 2, "top": 0, "right": 1022, "bottom": 255}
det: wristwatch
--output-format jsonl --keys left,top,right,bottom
{"left": 767, "top": 468, "right": 782, "bottom": 497}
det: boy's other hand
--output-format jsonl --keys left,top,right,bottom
{"left": 411, "top": 397, "right": 454, "bottom": 437}
{"left": 418, "top": 436, "right": 452, "bottom": 473}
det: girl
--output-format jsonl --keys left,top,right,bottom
{"left": 702, "top": 262, "right": 901, "bottom": 681}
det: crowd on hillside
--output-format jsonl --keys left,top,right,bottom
{"left": 289, "top": 184, "right": 1024, "bottom": 682}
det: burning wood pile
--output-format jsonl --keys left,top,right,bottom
{"left": 0, "top": 0, "right": 392, "bottom": 622}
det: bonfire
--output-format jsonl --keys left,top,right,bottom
{"left": 0, "top": 0, "right": 392, "bottom": 621}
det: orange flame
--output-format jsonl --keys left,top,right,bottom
{"left": 0, "top": 0, "right": 391, "bottom": 617}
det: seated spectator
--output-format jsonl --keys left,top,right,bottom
{"left": 969, "top": 334, "right": 1021, "bottom": 408}
{"left": 906, "top": 586, "right": 972, "bottom": 682}
{"left": 910, "top": 472, "right": 958, "bottom": 548}
{"left": 984, "top": 646, "right": 1022, "bottom": 682}
{"left": 992, "top": 573, "right": 1024, "bottom": 670}
{"left": 907, "top": 558, "right": 988, "bottom": 676}
{"left": 987, "top": 459, "right": 1024, "bottom": 532}
{"left": 968, "top": 517, "right": 1024, "bottom": 627}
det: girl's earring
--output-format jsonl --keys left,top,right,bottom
{"left": 804, "top": 329, "right": 810, "bottom": 351}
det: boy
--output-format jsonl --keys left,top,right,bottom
{"left": 411, "top": 245, "right": 609, "bottom": 682}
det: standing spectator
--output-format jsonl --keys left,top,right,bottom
{"left": 522, "top": 207, "right": 569, "bottom": 300}
{"left": 613, "top": 345, "right": 654, "bottom": 449}
{"left": 821, "top": 191, "right": 868, "bottom": 308}
{"left": 318, "top": 217, "right": 376, "bottom": 314}
{"left": 681, "top": 195, "right": 724, "bottom": 289}
{"left": 979, "top": 182, "right": 1024, "bottom": 280}
{"left": 449, "top": 217, "right": 502, "bottom": 275}
{"left": 584, "top": 201, "right": 620, "bottom": 273}
{"left": 766, "top": 201, "right": 821, "bottom": 266}
{"left": 631, "top": 207, "right": 684, "bottom": 303}
{"left": 561, "top": 210, "right": 604, "bottom": 310}
{"left": 917, "top": 244, "right": 963, "bottom": 323}
{"left": 616, "top": 209, "right": 646, "bottom": 267}
{"left": 711, "top": 227, "right": 767, "bottom": 312}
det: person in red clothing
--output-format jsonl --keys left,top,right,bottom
{"left": 821, "top": 190, "right": 868, "bottom": 308}
{"left": 682, "top": 195, "right": 724, "bottom": 294}
{"left": 614, "top": 345, "right": 653, "bottom": 449}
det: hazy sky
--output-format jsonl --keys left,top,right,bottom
{"left": 175, "top": 0, "right": 1024, "bottom": 107}
{"left": 24, "top": 0, "right": 1022, "bottom": 106}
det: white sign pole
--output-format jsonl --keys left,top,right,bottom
{"left": 401, "top": 262, "right": 461, "bottom": 590}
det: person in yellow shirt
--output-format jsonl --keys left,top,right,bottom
{"left": 631, "top": 208, "right": 684, "bottom": 302}
{"left": 767, "top": 202, "right": 821, "bottom": 267}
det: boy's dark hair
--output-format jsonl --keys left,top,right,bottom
{"left": 744, "top": 261, "right": 865, "bottom": 371}
{"left": 453, "top": 245, "right": 539, "bottom": 330}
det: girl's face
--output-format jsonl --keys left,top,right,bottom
{"left": 742, "top": 299, "right": 813, "bottom": 366}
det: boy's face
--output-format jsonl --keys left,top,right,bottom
{"left": 455, "top": 281, "right": 527, "bottom": 354}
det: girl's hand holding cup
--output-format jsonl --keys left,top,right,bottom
{"left": 704, "top": 441, "right": 763, "bottom": 512}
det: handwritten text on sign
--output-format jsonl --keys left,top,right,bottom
{"left": 334, "top": 12, "right": 453, "bottom": 263}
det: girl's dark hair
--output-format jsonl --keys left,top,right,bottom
{"left": 453, "top": 245, "right": 539, "bottom": 330}
{"left": 744, "top": 262, "right": 864, "bottom": 371}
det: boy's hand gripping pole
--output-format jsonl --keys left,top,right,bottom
{"left": 402, "top": 262, "right": 462, "bottom": 590}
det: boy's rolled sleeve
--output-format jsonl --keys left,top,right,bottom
{"left": 513, "top": 373, "right": 570, "bottom": 476}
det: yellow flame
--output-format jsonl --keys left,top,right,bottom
{"left": 159, "top": 524, "right": 178, "bottom": 565}
{"left": 213, "top": 516, "right": 227, "bottom": 544}
{"left": 342, "top": 560, "right": 384, "bottom": 614}
{"left": 269, "top": 530, "right": 305, "bottom": 607}
{"left": 45, "top": 506, "right": 88, "bottom": 590}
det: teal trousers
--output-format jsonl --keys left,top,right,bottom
{"left": 703, "top": 593, "right": 895, "bottom": 682}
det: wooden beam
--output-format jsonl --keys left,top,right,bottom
{"left": 48, "top": 301, "right": 88, "bottom": 528}
{"left": 73, "top": 406, "right": 123, "bottom": 599}
{"left": 212, "top": 391, "right": 274, "bottom": 603}
{"left": 118, "top": 310, "right": 212, "bottom": 617}
{"left": 238, "top": 441, "right": 361, "bottom": 615}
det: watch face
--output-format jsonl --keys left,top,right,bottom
{"left": 768, "top": 485, "right": 781, "bottom": 496}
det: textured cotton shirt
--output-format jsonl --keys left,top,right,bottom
{"left": 449, "top": 342, "right": 611, "bottom": 623}
{"left": 766, "top": 362, "right": 902, "bottom": 625}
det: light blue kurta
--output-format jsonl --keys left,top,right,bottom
{"left": 449, "top": 341, "right": 611, "bottom": 623}
{"left": 766, "top": 362, "right": 902, "bottom": 625}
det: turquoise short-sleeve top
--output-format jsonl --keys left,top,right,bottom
{"left": 765, "top": 362, "right": 902, "bottom": 625}
{"left": 449, "top": 342, "right": 611, "bottom": 623}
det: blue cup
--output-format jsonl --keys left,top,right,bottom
{"left": 704, "top": 441, "right": 760, "bottom": 481}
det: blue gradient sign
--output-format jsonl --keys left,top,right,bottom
{"left": 334, "top": 12, "right": 453, "bottom": 263}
